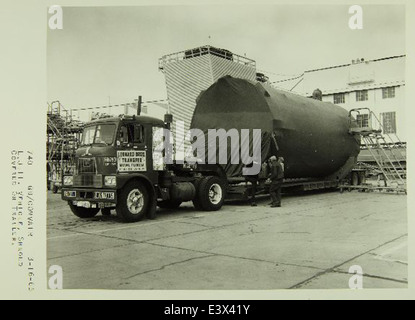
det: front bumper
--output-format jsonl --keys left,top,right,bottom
{"left": 62, "top": 188, "right": 117, "bottom": 207}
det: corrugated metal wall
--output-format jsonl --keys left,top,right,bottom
{"left": 162, "top": 52, "right": 257, "bottom": 154}
{"left": 210, "top": 55, "right": 256, "bottom": 83}
{"left": 164, "top": 55, "right": 213, "bottom": 139}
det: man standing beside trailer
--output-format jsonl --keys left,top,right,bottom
{"left": 269, "top": 156, "right": 285, "bottom": 208}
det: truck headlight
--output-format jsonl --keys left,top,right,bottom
{"left": 104, "top": 176, "right": 117, "bottom": 187}
{"left": 63, "top": 176, "right": 73, "bottom": 186}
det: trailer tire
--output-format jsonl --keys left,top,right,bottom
{"left": 116, "top": 181, "right": 149, "bottom": 223}
{"left": 358, "top": 171, "right": 366, "bottom": 185}
{"left": 69, "top": 203, "right": 100, "bottom": 218}
{"left": 195, "top": 176, "right": 226, "bottom": 211}
{"left": 351, "top": 172, "right": 359, "bottom": 186}
{"left": 157, "top": 200, "right": 182, "bottom": 209}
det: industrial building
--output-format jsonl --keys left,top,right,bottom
{"left": 300, "top": 55, "right": 406, "bottom": 142}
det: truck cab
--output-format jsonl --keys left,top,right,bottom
{"left": 61, "top": 114, "right": 227, "bottom": 222}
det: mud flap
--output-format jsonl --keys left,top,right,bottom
{"left": 146, "top": 192, "right": 157, "bottom": 220}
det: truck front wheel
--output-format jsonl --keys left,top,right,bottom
{"left": 69, "top": 203, "right": 100, "bottom": 218}
{"left": 193, "top": 176, "right": 226, "bottom": 211}
{"left": 116, "top": 181, "right": 149, "bottom": 223}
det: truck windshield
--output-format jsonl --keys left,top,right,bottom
{"left": 81, "top": 124, "right": 116, "bottom": 146}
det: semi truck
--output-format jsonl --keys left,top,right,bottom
{"left": 61, "top": 76, "right": 364, "bottom": 222}
{"left": 61, "top": 112, "right": 229, "bottom": 222}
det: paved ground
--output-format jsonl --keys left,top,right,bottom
{"left": 47, "top": 189, "right": 407, "bottom": 290}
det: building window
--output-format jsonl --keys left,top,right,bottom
{"left": 382, "top": 87, "right": 395, "bottom": 99}
{"left": 333, "top": 93, "right": 345, "bottom": 104}
{"left": 356, "top": 114, "right": 369, "bottom": 128}
{"left": 381, "top": 112, "right": 396, "bottom": 134}
{"left": 356, "top": 90, "right": 368, "bottom": 101}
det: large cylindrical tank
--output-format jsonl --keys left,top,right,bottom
{"left": 190, "top": 76, "right": 360, "bottom": 179}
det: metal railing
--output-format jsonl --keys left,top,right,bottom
{"left": 159, "top": 45, "right": 256, "bottom": 70}
{"left": 348, "top": 107, "right": 406, "bottom": 190}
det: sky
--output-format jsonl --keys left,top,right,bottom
{"left": 47, "top": 4, "right": 405, "bottom": 120}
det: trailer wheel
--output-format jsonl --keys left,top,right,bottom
{"left": 358, "top": 171, "right": 366, "bottom": 185}
{"left": 69, "top": 202, "right": 100, "bottom": 218}
{"left": 157, "top": 200, "right": 182, "bottom": 209}
{"left": 116, "top": 181, "right": 149, "bottom": 223}
{"left": 351, "top": 172, "right": 359, "bottom": 186}
{"left": 195, "top": 176, "right": 226, "bottom": 211}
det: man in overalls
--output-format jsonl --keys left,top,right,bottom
{"left": 269, "top": 156, "right": 285, "bottom": 207}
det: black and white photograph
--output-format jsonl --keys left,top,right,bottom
{"left": 45, "top": 3, "right": 408, "bottom": 291}
{"left": 1, "top": 0, "right": 414, "bottom": 301}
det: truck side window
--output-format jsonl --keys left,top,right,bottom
{"left": 119, "top": 124, "right": 145, "bottom": 146}
{"left": 119, "top": 126, "right": 129, "bottom": 144}
{"left": 133, "top": 125, "right": 144, "bottom": 144}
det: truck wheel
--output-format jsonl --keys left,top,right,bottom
{"left": 157, "top": 200, "right": 182, "bottom": 209}
{"left": 116, "top": 181, "right": 149, "bottom": 223}
{"left": 69, "top": 203, "right": 100, "bottom": 218}
{"left": 358, "top": 171, "right": 366, "bottom": 185}
{"left": 195, "top": 176, "right": 226, "bottom": 211}
{"left": 101, "top": 208, "right": 112, "bottom": 216}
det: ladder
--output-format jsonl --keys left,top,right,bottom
{"left": 348, "top": 108, "right": 406, "bottom": 192}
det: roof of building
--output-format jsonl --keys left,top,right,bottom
{"left": 304, "top": 55, "right": 406, "bottom": 74}
{"left": 301, "top": 55, "right": 406, "bottom": 96}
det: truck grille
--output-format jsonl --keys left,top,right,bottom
{"left": 77, "top": 157, "right": 97, "bottom": 174}
{"left": 73, "top": 174, "right": 103, "bottom": 188}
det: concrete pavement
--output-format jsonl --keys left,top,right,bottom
{"left": 47, "top": 190, "right": 407, "bottom": 289}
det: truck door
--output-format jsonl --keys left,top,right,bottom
{"left": 116, "top": 122, "right": 149, "bottom": 173}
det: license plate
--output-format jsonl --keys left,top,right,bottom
{"left": 95, "top": 192, "right": 115, "bottom": 200}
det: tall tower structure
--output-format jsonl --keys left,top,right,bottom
{"left": 159, "top": 45, "right": 257, "bottom": 152}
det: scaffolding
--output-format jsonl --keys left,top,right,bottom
{"left": 346, "top": 107, "right": 406, "bottom": 193}
{"left": 47, "top": 101, "right": 84, "bottom": 192}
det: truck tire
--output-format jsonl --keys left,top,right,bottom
{"left": 194, "top": 176, "right": 226, "bottom": 211}
{"left": 157, "top": 200, "right": 182, "bottom": 209}
{"left": 69, "top": 202, "right": 100, "bottom": 218}
{"left": 116, "top": 181, "right": 149, "bottom": 223}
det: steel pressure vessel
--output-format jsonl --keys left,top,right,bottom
{"left": 190, "top": 76, "right": 360, "bottom": 179}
